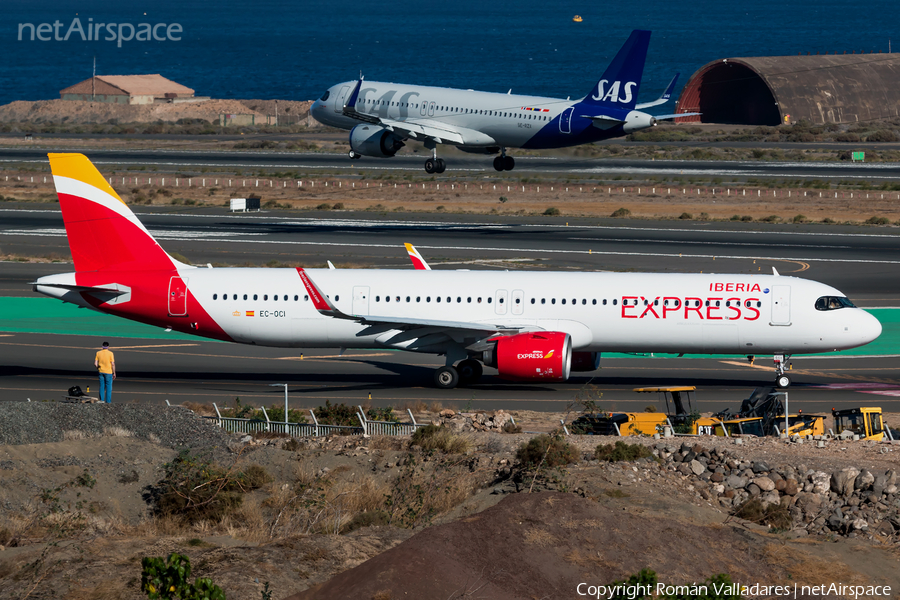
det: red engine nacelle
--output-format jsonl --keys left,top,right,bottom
{"left": 483, "top": 332, "right": 572, "bottom": 381}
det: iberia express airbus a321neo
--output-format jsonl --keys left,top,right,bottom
{"left": 35, "top": 154, "right": 881, "bottom": 389}
{"left": 310, "top": 30, "right": 693, "bottom": 174}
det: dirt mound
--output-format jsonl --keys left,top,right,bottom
{"left": 288, "top": 491, "right": 796, "bottom": 600}
{"left": 0, "top": 98, "right": 268, "bottom": 124}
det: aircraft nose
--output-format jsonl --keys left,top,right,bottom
{"left": 860, "top": 309, "right": 882, "bottom": 344}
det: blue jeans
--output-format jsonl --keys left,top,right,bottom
{"left": 98, "top": 373, "right": 113, "bottom": 403}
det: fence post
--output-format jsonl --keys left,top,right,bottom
{"left": 309, "top": 409, "right": 320, "bottom": 437}
{"left": 261, "top": 406, "right": 271, "bottom": 431}
{"left": 407, "top": 408, "right": 417, "bottom": 426}
{"left": 213, "top": 402, "right": 222, "bottom": 419}
{"left": 560, "top": 419, "right": 570, "bottom": 436}
{"left": 357, "top": 410, "right": 368, "bottom": 436}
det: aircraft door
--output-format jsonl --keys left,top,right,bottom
{"left": 334, "top": 85, "right": 350, "bottom": 113}
{"left": 428, "top": 102, "right": 435, "bottom": 116}
{"left": 559, "top": 107, "right": 574, "bottom": 134}
{"left": 770, "top": 285, "right": 791, "bottom": 325}
{"left": 168, "top": 276, "right": 188, "bottom": 317}
{"left": 495, "top": 289, "right": 508, "bottom": 315}
{"left": 420, "top": 100, "right": 428, "bottom": 116}
{"left": 511, "top": 289, "right": 525, "bottom": 315}
{"left": 352, "top": 286, "right": 370, "bottom": 316}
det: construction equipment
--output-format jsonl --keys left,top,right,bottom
{"left": 570, "top": 411, "right": 668, "bottom": 436}
{"left": 633, "top": 386, "right": 697, "bottom": 427}
{"left": 832, "top": 407, "right": 886, "bottom": 441}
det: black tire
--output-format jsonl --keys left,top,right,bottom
{"left": 435, "top": 158, "right": 446, "bottom": 173}
{"left": 348, "top": 150, "right": 361, "bottom": 160}
{"left": 434, "top": 366, "right": 459, "bottom": 389}
{"left": 424, "top": 158, "right": 436, "bottom": 174}
{"left": 776, "top": 374, "right": 791, "bottom": 389}
{"left": 503, "top": 156, "right": 515, "bottom": 171}
{"left": 493, "top": 156, "right": 504, "bottom": 171}
{"left": 457, "top": 359, "right": 483, "bottom": 384}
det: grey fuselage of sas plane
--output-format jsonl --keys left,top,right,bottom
{"left": 310, "top": 29, "right": 692, "bottom": 174}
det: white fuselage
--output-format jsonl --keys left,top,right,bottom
{"left": 140, "top": 268, "right": 880, "bottom": 355}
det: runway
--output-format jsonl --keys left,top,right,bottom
{"left": 1, "top": 208, "right": 899, "bottom": 413}
{"left": 2, "top": 147, "right": 900, "bottom": 181}
{"left": 2, "top": 207, "right": 899, "bottom": 304}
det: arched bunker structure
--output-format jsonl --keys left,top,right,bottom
{"left": 676, "top": 54, "right": 900, "bottom": 125}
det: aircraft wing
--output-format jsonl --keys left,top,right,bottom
{"left": 635, "top": 73, "right": 679, "bottom": 110}
{"left": 297, "top": 268, "right": 524, "bottom": 337}
{"left": 654, "top": 112, "right": 701, "bottom": 120}
{"left": 341, "top": 77, "right": 495, "bottom": 146}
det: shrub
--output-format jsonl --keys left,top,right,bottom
{"left": 610, "top": 207, "right": 631, "bottom": 218}
{"left": 866, "top": 130, "right": 898, "bottom": 143}
{"left": 410, "top": 424, "right": 471, "bottom": 453}
{"left": 594, "top": 441, "right": 653, "bottom": 462}
{"left": 679, "top": 212, "right": 693, "bottom": 220}
{"left": 732, "top": 498, "right": 792, "bottom": 530}
{"left": 141, "top": 553, "right": 225, "bottom": 600}
{"left": 332, "top": 202, "right": 345, "bottom": 210}
{"left": 543, "top": 207, "right": 560, "bottom": 216}
{"left": 314, "top": 400, "right": 361, "bottom": 427}
{"left": 730, "top": 215, "right": 741, "bottom": 221}
{"left": 516, "top": 434, "right": 579, "bottom": 468}
{"left": 822, "top": 217, "right": 836, "bottom": 224}
{"left": 501, "top": 421, "right": 522, "bottom": 434}
{"left": 791, "top": 214, "right": 807, "bottom": 223}
{"left": 866, "top": 216, "right": 890, "bottom": 225}
{"left": 499, "top": 196, "right": 508, "bottom": 203}
{"left": 316, "top": 203, "right": 332, "bottom": 210}
{"left": 152, "top": 451, "right": 270, "bottom": 523}
{"left": 759, "top": 215, "right": 781, "bottom": 222}
{"left": 741, "top": 215, "right": 753, "bottom": 222}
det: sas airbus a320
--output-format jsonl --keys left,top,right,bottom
{"left": 311, "top": 30, "right": 691, "bottom": 173}
{"left": 35, "top": 154, "right": 881, "bottom": 390}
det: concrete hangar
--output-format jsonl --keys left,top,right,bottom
{"left": 675, "top": 53, "right": 900, "bottom": 125}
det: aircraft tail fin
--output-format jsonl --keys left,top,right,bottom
{"left": 581, "top": 30, "right": 651, "bottom": 111}
{"left": 48, "top": 153, "right": 186, "bottom": 272}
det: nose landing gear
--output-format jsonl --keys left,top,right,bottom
{"left": 774, "top": 354, "right": 792, "bottom": 388}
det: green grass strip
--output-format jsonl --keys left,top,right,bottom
{"left": 0, "top": 297, "right": 896, "bottom": 356}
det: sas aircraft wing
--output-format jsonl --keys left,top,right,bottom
{"left": 342, "top": 77, "right": 495, "bottom": 146}
{"left": 635, "top": 73, "right": 679, "bottom": 110}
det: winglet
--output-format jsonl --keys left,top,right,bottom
{"left": 772, "top": 267, "right": 780, "bottom": 276}
{"left": 297, "top": 268, "right": 340, "bottom": 315}
{"left": 404, "top": 243, "right": 431, "bottom": 270}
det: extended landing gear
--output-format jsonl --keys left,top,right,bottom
{"left": 424, "top": 147, "right": 446, "bottom": 174}
{"left": 774, "top": 354, "right": 792, "bottom": 388}
{"left": 492, "top": 151, "right": 515, "bottom": 172}
{"left": 348, "top": 150, "right": 361, "bottom": 160}
{"left": 433, "top": 359, "right": 484, "bottom": 389}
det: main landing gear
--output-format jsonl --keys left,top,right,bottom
{"left": 348, "top": 150, "right": 362, "bottom": 160}
{"left": 774, "top": 354, "right": 792, "bottom": 388}
{"left": 424, "top": 147, "right": 446, "bottom": 174}
{"left": 433, "top": 359, "right": 484, "bottom": 389}
{"left": 492, "top": 150, "right": 515, "bottom": 172}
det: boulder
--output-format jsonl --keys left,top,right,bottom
{"left": 811, "top": 471, "right": 830, "bottom": 495}
{"left": 831, "top": 467, "right": 860, "bottom": 498}
{"left": 784, "top": 479, "right": 800, "bottom": 496}
{"left": 850, "top": 518, "right": 869, "bottom": 531}
{"left": 690, "top": 459, "right": 706, "bottom": 476}
{"left": 710, "top": 472, "right": 725, "bottom": 483}
{"left": 753, "top": 476, "right": 776, "bottom": 492}
{"left": 726, "top": 475, "right": 747, "bottom": 490}
{"left": 747, "top": 483, "right": 761, "bottom": 497}
{"left": 855, "top": 469, "right": 875, "bottom": 491}
{"left": 752, "top": 461, "right": 771, "bottom": 474}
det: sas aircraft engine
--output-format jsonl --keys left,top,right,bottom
{"left": 622, "top": 111, "right": 657, "bottom": 133}
{"left": 482, "top": 331, "right": 572, "bottom": 382}
{"left": 349, "top": 124, "right": 405, "bottom": 158}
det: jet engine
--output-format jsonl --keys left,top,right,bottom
{"left": 482, "top": 331, "right": 572, "bottom": 381}
{"left": 349, "top": 125, "right": 405, "bottom": 158}
{"left": 622, "top": 111, "right": 657, "bottom": 133}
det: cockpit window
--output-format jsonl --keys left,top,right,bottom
{"left": 320, "top": 90, "right": 330, "bottom": 101}
{"left": 815, "top": 296, "right": 856, "bottom": 311}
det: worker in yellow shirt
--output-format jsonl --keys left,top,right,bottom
{"left": 94, "top": 341, "right": 116, "bottom": 403}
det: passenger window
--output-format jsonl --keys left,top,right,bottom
{"left": 437, "top": 296, "right": 442, "bottom": 303}
{"left": 264, "top": 295, "right": 268, "bottom": 301}
{"left": 531, "top": 298, "right": 535, "bottom": 304}
{"left": 293, "top": 295, "right": 298, "bottom": 301}
{"left": 244, "top": 294, "right": 248, "bottom": 300}
{"left": 376, "top": 296, "right": 380, "bottom": 302}
{"left": 551, "top": 299, "right": 556, "bottom": 305}
{"left": 333, "top": 295, "right": 338, "bottom": 301}
{"left": 395, "top": 296, "right": 400, "bottom": 302}
{"left": 427, "top": 296, "right": 431, "bottom": 302}
{"left": 583, "top": 299, "right": 587, "bottom": 305}
{"left": 499, "top": 297, "right": 504, "bottom": 304}
{"left": 487, "top": 297, "right": 492, "bottom": 304}
{"left": 467, "top": 297, "right": 472, "bottom": 303}
{"left": 253, "top": 294, "right": 258, "bottom": 300}
{"left": 446, "top": 297, "right": 451, "bottom": 303}
{"left": 304, "top": 295, "right": 309, "bottom": 301}
{"left": 273, "top": 295, "right": 277, "bottom": 301}
{"left": 213, "top": 294, "right": 217, "bottom": 300}
{"left": 457, "top": 297, "right": 462, "bottom": 303}
{"left": 406, "top": 296, "right": 411, "bottom": 302}
{"left": 562, "top": 299, "right": 566, "bottom": 305}
{"left": 477, "top": 297, "right": 482, "bottom": 303}
{"left": 715, "top": 300, "right": 720, "bottom": 307}
{"left": 416, "top": 296, "right": 421, "bottom": 302}
{"left": 602, "top": 299, "right": 606, "bottom": 305}
{"left": 653, "top": 299, "right": 658, "bottom": 305}
{"left": 386, "top": 296, "right": 390, "bottom": 303}
{"left": 613, "top": 299, "right": 617, "bottom": 305}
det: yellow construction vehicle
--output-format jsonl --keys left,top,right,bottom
{"left": 570, "top": 411, "right": 668, "bottom": 436}
{"left": 832, "top": 407, "right": 886, "bottom": 441}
